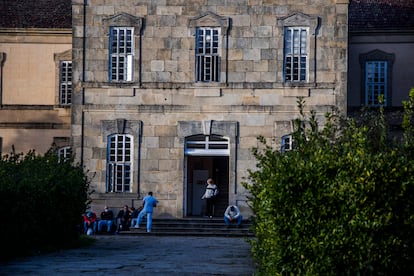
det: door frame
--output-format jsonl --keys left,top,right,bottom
{"left": 183, "top": 135, "right": 230, "bottom": 217}
{"left": 178, "top": 120, "right": 239, "bottom": 218}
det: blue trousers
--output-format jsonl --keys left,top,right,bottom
{"left": 224, "top": 215, "right": 243, "bottom": 226}
{"left": 98, "top": 220, "right": 113, "bottom": 232}
{"left": 137, "top": 210, "right": 153, "bottom": 232}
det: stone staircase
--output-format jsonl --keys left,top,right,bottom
{"left": 117, "top": 217, "right": 254, "bottom": 237}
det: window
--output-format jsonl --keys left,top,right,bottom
{"left": 57, "top": 146, "right": 72, "bottom": 162}
{"left": 365, "top": 61, "right": 387, "bottom": 106}
{"left": 281, "top": 134, "right": 293, "bottom": 152}
{"left": 110, "top": 27, "right": 134, "bottom": 82}
{"left": 278, "top": 12, "right": 318, "bottom": 84}
{"left": 54, "top": 50, "right": 71, "bottom": 106}
{"left": 359, "top": 50, "right": 394, "bottom": 107}
{"left": 185, "top": 135, "right": 229, "bottom": 156}
{"left": 107, "top": 134, "right": 133, "bottom": 192}
{"left": 196, "top": 27, "right": 221, "bottom": 82}
{"left": 284, "top": 27, "right": 308, "bottom": 82}
{"left": 59, "top": 61, "right": 72, "bottom": 105}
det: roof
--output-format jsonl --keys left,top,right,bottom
{"left": 0, "top": 0, "right": 71, "bottom": 29}
{"left": 349, "top": 0, "right": 414, "bottom": 31}
{"left": 0, "top": 0, "right": 412, "bottom": 31}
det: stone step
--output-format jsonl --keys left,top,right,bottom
{"left": 117, "top": 218, "right": 253, "bottom": 237}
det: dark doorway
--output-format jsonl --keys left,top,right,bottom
{"left": 185, "top": 156, "right": 229, "bottom": 217}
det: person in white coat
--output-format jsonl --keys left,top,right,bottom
{"left": 201, "top": 178, "right": 218, "bottom": 218}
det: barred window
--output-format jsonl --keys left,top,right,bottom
{"left": 110, "top": 27, "right": 134, "bottom": 82}
{"left": 195, "top": 27, "right": 220, "bottom": 82}
{"left": 107, "top": 134, "right": 133, "bottom": 192}
{"left": 59, "top": 61, "right": 72, "bottom": 105}
{"left": 284, "top": 27, "right": 308, "bottom": 82}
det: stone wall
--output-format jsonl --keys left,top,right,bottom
{"left": 72, "top": 0, "right": 349, "bottom": 217}
{"left": 0, "top": 29, "right": 71, "bottom": 154}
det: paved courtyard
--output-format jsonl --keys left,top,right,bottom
{"left": 0, "top": 235, "right": 256, "bottom": 275}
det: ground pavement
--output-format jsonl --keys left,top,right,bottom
{"left": 0, "top": 235, "right": 256, "bottom": 275}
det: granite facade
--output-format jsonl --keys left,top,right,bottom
{"left": 72, "top": 0, "right": 349, "bottom": 217}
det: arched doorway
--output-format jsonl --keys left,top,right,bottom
{"left": 184, "top": 135, "right": 229, "bottom": 217}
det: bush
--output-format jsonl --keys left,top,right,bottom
{"left": 0, "top": 148, "right": 90, "bottom": 259}
{"left": 244, "top": 91, "right": 414, "bottom": 275}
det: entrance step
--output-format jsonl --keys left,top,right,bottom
{"left": 117, "top": 217, "right": 253, "bottom": 237}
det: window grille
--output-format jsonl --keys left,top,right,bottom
{"left": 57, "top": 146, "right": 72, "bottom": 162}
{"left": 365, "top": 61, "right": 387, "bottom": 106}
{"left": 59, "top": 61, "right": 72, "bottom": 105}
{"left": 185, "top": 135, "right": 229, "bottom": 156}
{"left": 195, "top": 27, "right": 220, "bottom": 82}
{"left": 284, "top": 27, "right": 308, "bottom": 82}
{"left": 110, "top": 27, "right": 134, "bottom": 82}
{"left": 107, "top": 134, "right": 133, "bottom": 192}
{"left": 281, "top": 134, "right": 293, "bottom": 152}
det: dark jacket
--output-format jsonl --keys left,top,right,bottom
{"left": 117, "top": 209, "right": 131, "bottom": 221}
{"left": 100, "top": 209, "right": 114, "bottom": 221}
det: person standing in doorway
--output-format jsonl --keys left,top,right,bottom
{"left": 136, "top": 191, "right": 159, "bottom": 232}
{"left": 202, "top": 178, "right": 219, "bottom": 218}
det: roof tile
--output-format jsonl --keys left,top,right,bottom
{"left": 0, "top": 0, "right": 71, "bottom": 28}
{"left": 350, "top": 0, "right": 414, "bottom": 31}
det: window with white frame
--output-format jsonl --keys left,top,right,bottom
{"left": 365, "top": 61, "right": 388, "bottom": 106}
{"left": 59, "top": 61, "right": 72, "bottom": 105}
{"left": 281, "top": 134, "right": 293, "bottom": 152}
{"left": 196, "top": 27, "right": 221, "bottom": 82}
{"left": 107, "top": 134, "right": 133, "bottom": 192}
{"left": 185, "top": 135, "right": 229, "bottom": 156}
{"left": 57, "top": 146, "right": 72, "bottom": 162}
{"left": 284, "top": 27, "right": 308, "bottom": 82}
{"left": 110, "top": 27, "right": 134, "bottom": 82}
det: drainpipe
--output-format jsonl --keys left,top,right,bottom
{"left": 137, "top": 121, "right": 143, "bottom": 198}
{"left": 234, "top": 122, "right": 239, "bottom": 194}
{"left": 80, "top": 0, "right": 87, "bottom": 167}
{"left": 225, "top": 19, "right": 232, "bottom": 85}
{"left": 0, "top": 52, "right": 5, "bottom": 107}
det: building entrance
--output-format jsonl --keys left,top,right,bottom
{"left": 184, "top": 135, "right": 229, "bottom": 217}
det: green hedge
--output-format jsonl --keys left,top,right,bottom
{"left": 244, "top": 91, "right": 414, "bottom": 275}
{"left": 0, "top": 149, "right": 90, "bottom": 259}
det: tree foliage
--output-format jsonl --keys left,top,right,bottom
{"left": 0, "top": 148, "right": 91, "bottom": 259}
{"left": 244, "top": 89, "right": 414, "bottom": 275}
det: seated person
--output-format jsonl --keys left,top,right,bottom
{"left": 116, "top": 205, "right": 131, "bottom": 232}
{"left": 98, "top": 206, "right": 114, "bottom": 233}
{"left": 130, "top": 206, "right": 140, "bottom": 228}
{"left": 83, "top": 211, "right": 97, "bottom": 234}
{"left": 224, "top": 205, "right": 243, "bottom": 228}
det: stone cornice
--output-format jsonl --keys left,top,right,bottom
{"left": 0, "top": 28, "right": 71, "bottom": 36}
{"left": 0, "top": 28, "right": 72, "bottom": 43}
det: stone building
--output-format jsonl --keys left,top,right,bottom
{"left": 348, "top": 0, "right": 414, "bottom": 136}
{"left": 0, "top": 0, "right": 72, "bottom": 157}
{"left": 75, "top": 0, "right": 349, "bottom": 218}
{"left": 348, "top": 0, "right": 414, "bottom": 109}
